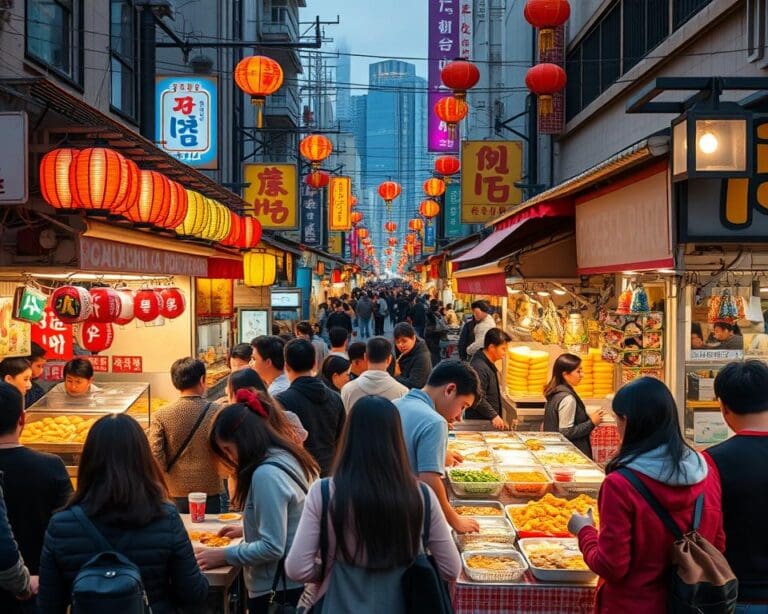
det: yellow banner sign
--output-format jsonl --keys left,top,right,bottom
{"left": 243, "top": 164, "right": 298, "bottom": 230}
{"left": 328, "top": 176, "right": 352, "bottom": 231}
{"left": 461, "top": 140, "right": 523, "bottom": 224}
{"left": 328, "top": 232, "right": 343, "bottom": 255}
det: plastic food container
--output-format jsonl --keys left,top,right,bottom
{"left": 492, "top": 449, "right": 538, "bottom": 466}
{"left": 455, "top": 517, "right": 517, "bottom": 550}
{"left": 515, "top": 431, "right": 569, "bottom": 444}
{"left": 451, "top": 500, "right": 505, "bottom": 517}
{"left": 532, "top": 449, "right": 594, "bottom": 467}
{"left": 518, "top": 538, "right": 597, "bottom": 583}
{"left": 552, "top": 468, "right": 605, "bottom": 497}
{"left": 499, "top": 465, "right": 553, "bottom": 498}
{"left": 552, "top": 469, "right": 576, "bottom": 482}
{"left": 448, "top": 468, "right": 505, "bottom": 498}
{"left": 461, "top": 549, "right": 528, "bottom": 583}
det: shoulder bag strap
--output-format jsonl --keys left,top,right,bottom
{"left": 319, "top": 478, "right": 330, "bottom": 580}
{"left": 261, "top": 461, "right": 309, "bottom": 494}
{"left": 71, "top": 505, "right": 114, "bottom": 552}
{"left": 618, "top": 468, "right": 684, "bottom": 540}
{"left": 166, "top": 402, "right": 212, "bottom": 473}
{"left": 692, "top": 494, "right": 705, "bottom": 532}
{"left": 419, "top": 482, "right": 431, "bottom": 549}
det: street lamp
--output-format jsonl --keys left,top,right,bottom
{"left": 671, "top": 102, "right": 752, "bottom": 182}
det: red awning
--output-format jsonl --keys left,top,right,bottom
{"left": 456, "top": 271, "right": 507, "bottom": 296}
{"left": 208, "top": 258, "right": 244, "bottom": 279}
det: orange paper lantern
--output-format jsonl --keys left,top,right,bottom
{"left": 357, "top": 227, "right": 369, "bottom": 240}
{"left": 423, "top": 177, "right": 446, "bottom": 197}
{"left": 384, "top": 221, "right": 397, "bottom": 233}
{"left": 526, "top": 63, "right": 567, "bottom": 115}
{"left": 378, "top": 181, "right": 402, "bottom": 209}
{"left": 69, "top": 147, "right": 131, "bottom": 212}
{"left": 163, "top": 179, "right": 189, "bottom": 229}
{"left": 434, "top": 155, "right": 460, "bottom": 182}
{"left": 405, "top": 233, "right": 417, "bottom": 244}
{"left": 238, "top": 216, "right": 263, "bottom": 249}
{"left": 300, "top": 135, "right": 333, "bottom": 170}
{"left": 234, "top": 55, "right": 284, "bottom": 128}
{"left": 350, "top": 195, "right": 358, "bottom": 208}
{"left": 123, "top": 170, "right": 171, "bottom": 226}
{"left": 351, "top": 211, "right": 364, "bottom": 225}
{"left": 409, "top": 218, "right": 424, "bottom": 232}
{"left": 434, "top": 96, "right": 468, "bottom": 140}
{"left": 39, "top": 148, "right": 78, "bottom": 209}
{"left": 222, "top": 211, "right": 242, "bottom": 247}
{"left": 388, "top": 237, "right": 398, "bottom": 247}
{"left": 419, "top": 199, "right": 440, "bottom": 219}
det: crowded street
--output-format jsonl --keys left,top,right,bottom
{"left": 0, "top": 0, "right": 765, "bottom": 613}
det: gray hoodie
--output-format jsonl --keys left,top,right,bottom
{"left": 224, "top": 448, "right": 311, "bottom": 598}
{"left": 625, "top": 444, "right": 708, "bottom": 486}
{"left": 341, "top": 370, "right": 409, "bottom": 413}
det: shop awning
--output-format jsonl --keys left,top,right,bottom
{"left": 453, "top": 260, "right": 508, "bottom": 296}
{"left": 453, "top": 200, "right": 574, "bottom": 267}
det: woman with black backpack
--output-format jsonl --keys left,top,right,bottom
{"left": 38, "top": 414, "right": 209, "bottom": 614}
{"left": 285, "top": 395, "right": 461, "bottom": 613}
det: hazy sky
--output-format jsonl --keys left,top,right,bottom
{"left": 301, "top": 0, "right": 428, "bottom": 88}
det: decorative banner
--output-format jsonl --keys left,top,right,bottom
{"left": 80, "top": 237, "right": 208, "bottom": 277}
{"left": 328, "top": 176, "right": 352, "bottom": 231}
{"left": 243, "top": 163, "right": 298, "bottom": 230}
{"left": 85, "top": 356, "right": 109, "bottom": 373}
{"left": 0, "top": 112, "right": 28, "bottom": 204}
{"left": 156, "top": 75, "right": 218, "bottom": 169}
{"left": 444, "top": 183, "right": 464, "bottom": 238}
{"left": 301, "top": 183, "right": 321, "bottom": 246}
{"left": 196, "top": 279, "right": 234, "bottom": 318}
{"left": 425, "top": 224, "right": 436, "bottom": 254}
{"left": 428, "top": 0, "right": 460, "bottom": 153}
{"left": 31, "top": 307, "right": 72, "bottom": 361}
{"left": 12, "top": 286, "right": 46, "bottom": 324}
{"left": 112, "top": 356, "right": 143, "bottom": 374}
{"left": 328, "top": 233, "right": 343, "bottom": 255}
{"left": 459, "top": 2, "right": 473, "bottom": 61}
{"left": 461, "top": 140, "right": 524, "bottom": 223}
{"left": 539, "top": 26, "right": 566, "bottom": 136}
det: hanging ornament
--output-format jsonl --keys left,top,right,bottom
{"left": 717, "top": 289, "right": 739, "bottom": 323}
{"left": 51, "top": 286, "right": 92, "bottom": 323}
{"left": 88, "top": 288, "right": 122, "bottom": 323}
{"left": 524, "top": 0, "right": 571, "bottom": 53}
{"left": 299, "top": 135, "right": 333, "bottom": 170}
{"left": 79, "top": 322, "right": 114, "bottom": 353}
{"left": 378, "top": 181, "right": 402, "bottom": 211}
{"left": 630, "top": 284, "right": 650, "bottom": 313}
{"left": 114, "top": 289, "right": 135, "bottom": 326}
{"left": 617, "top": 287, "right": 633, "bottom": 315}
{"left": 434, "top": 155, "right": 460, "bottom": 183}
{"left": 440, "top": 58, "right": 480, "bottom": 101}
{"left": 434, "top": 96, "right": 468, "bottom": 140}
{"left": 304, "top": 171, "right": 330, "bottom": 190}
{"left": 159, "top": 287, "right": 186, "bottom": 319}
{"left": 233, "top": 55, "right": 284, "bottom": 129}
{"left": 134, "top": 288, "right": 163, "bottom": 322}
{"left": 525, "top": 64, "right": 567, "bottom": 116}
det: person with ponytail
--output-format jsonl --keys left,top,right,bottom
{"left": 543, "top": 353, "right": 604, "bottom": 458}
{"left": 195, "top": 390, "right": 318, "bottom": 614}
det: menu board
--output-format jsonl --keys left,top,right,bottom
{"left": 0, "top": 297, "right": 31, "bottom": 357}
{"left": 196, "top": 279, "right": 234, "bottom": 318}
{"left": 601, "top": 311, "right": 664, "bottom": 383}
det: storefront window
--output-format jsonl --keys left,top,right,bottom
{"left": 26, "top": 0, "right": 79, "bottom": 81}
{"left": 110, "top": 0, "right": 136, "bottom": 118}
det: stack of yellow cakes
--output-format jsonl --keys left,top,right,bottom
{"left": 506, "top": 346, "right": 550, "bottom": 397}
{"left": 573, "top": 348, "right": 614, "bottom": 398}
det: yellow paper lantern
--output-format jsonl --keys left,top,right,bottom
{"left": 176, "top": 190, "right": 209, "bottom": 237}
{"left": 200, "top": 200, "right": 231, "bottom": 242}
{"left": 244, "top": 252, "right": 277, "bottom": 287}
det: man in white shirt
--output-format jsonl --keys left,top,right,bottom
{"left": 250, "top": 335, "right": 290, "bottom": 396}
{"left": 341, "top": 337, "right": 408, "bottom": 412}
{"left": 465, "top": 301, "right": 496, "bottom": 359}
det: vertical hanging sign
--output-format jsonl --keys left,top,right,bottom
{"left": 328, "top": 176, "right": 352, "bottom": 231}
{"left": 444, "top": 183, "right": 464, "bottom": 238}
{"left": 425, "top": 224, "right": 436, "bottom": 254}
{"left": 301, "top": 183, "right": 321, "bottom": 246}
{"left": 428, "top": 0, "right": 460, "bottom": 153}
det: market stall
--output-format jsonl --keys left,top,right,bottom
{"left": 447, "top": 429, "right": 603, "bottom": 613}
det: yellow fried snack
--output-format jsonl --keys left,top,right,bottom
{"left": 524, "top": 439, "right": 545, "bottom": 451}
{"left": 508, "top": 494, "right": 599, "bottom": 535}
{"left": 465, "top": 555, "right": 522, "bottom": 572}
{"left": 199, "top": 535, "right": 231, "bottom": 548}
{"left": 20, "top": 416, "right": 97, "bottom": 444}
{"left": 504, "top": 471, "right": 550, "bottom": 483}
{"left": 534, "top": 451, "right": 592, "bottom": 466}
{"left": 463, "top": 449, "right": 492, "bottom": 462}
{"left": 524, "top": 542, "right": 589, "bottom": 570}
{"left": 454, "top": 505, "right": 503, "bottom": 517}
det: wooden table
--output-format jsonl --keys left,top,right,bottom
{"left": 181, "top": 514, "right": 245, "bottom": 614}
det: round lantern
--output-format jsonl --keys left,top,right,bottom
{"left": 440, "top": 59, "right": 480, "bottom": 100}
{"left": 378, "top": 181, "right": 402, "bottom": 210}
{"left": 134, "top": 288, "right": 163, "bottom": 322}
{"left": 524, "top": 0, "right": 571, "bottom": 53}
{"left": 316, "top": 261, "right": 325, "bottom": 276}
{"left": 350, "top": 196, "right": 358, "bottom": 208}
{"left": 299, "top": 135, "right": 333, "bottom": 170}
{"left": 244, "top": 252, "right": 277, "bottom": 287}
{"left": 361, "top": 237, "right": 372, "bottom": 246}
{"left": 331, "top": 269, "right": 342, "bottom": 284}
{"left": 234, "top": 55, "right": 284, "bottom": 128}
{"left": 200, "top": 200, "right": 231, "bottom": 242}
{"left": 525, "top": 63, "right": 567, "bottom": 116}
{"left": 89, "top": 288, "right": 121, "bottom": 323}
{"left": 434, "top": 96, "right": 468, "bottom": 139}
{"left": 69, "top": 147, "right": 131, "bottom": 213}
{"left": 40, "top": 148, "right": 78, "bottom": 209}
{"left": 420, "top": 199, "right": 441, "bottom": 219}
{"left": 409, "top": 218, "right": 424, "bottom": 232}
{"left": 114, "top": 289, "right": 135, "bottom": 326}
{"left": 423, "top": 177, "right": 446, "bottom": 198}
{"left": 164, "top": 180, "right": 189, "bottom": 229}
{"left": 304, "top": 171, "right": 330, "bottom": 190}
{"left": 405, "top": 233, "right": 417, "bottom": 244}
{"left": 237, "top": 216, "right": 263, "bottom": 249}
{"left": 159, "top": 287, "right": 186, "bottom": 319}
{"left": 123, "top": 170, "right": 171, "bottom": 226}
{"left": 79, "top": 322, "right": 114, "bottom": 353}
{"left": 176, "top": 190, "right": 209, "bottom": 237}
{"left": 434, "top": 155, "right": 461, "bottom": 183}
{"left": 357, "top": 227, "right": 369, "bottom": 240}
{"left": 51, "top": 285, "right": 92, "bottom": 323}
{"left": 108, "top": 157, "right": 141, "bottom": 216}
{"left": 388, "top": 237, "right": 398, "bottom": 247}
{"left": 351, "top": 211, "right": 364, "bottom": 225}
{"left": 384, "top": 221, "right": 397, "bottom": 233}
{"left": 222, "top": 211, "right": 242, "bottom": 247}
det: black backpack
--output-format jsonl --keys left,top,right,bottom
{"left": 457, "top": 317, "right": 476, "bottom": 361}
{"left": 70, "top": 506, "right": 150, "bottom": 614}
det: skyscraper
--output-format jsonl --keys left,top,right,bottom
{"left": 336, "top": 47, "right": 352, "bottom": 127}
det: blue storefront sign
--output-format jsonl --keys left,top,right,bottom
{"left": 425, "top": 223, "right": 436, "bottom": 254}
{"left": 445, "top": 183, "right": 464, "bottom": 238}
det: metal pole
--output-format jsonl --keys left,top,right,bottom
{"left": 140, "top": 7, "right": 156, "bottom": 141}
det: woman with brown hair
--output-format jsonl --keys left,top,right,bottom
{"left": 37, "top": 414, "right": 208, "bottom": 613}
{"left": 195, "top": 391, "right": 318, "bottom": 614}
{"left": 543, "top": 353, "right": 604, "bottom": 458}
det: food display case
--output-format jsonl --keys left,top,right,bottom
{"left": 197, "top": 319, "right": 231, "bottom": 389}
{"left": 21, "top": 383, "right": 151, "bottom": 464}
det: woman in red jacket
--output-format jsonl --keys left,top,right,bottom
{"left": 568, "top": 377, "right": 725, "bottom": 613}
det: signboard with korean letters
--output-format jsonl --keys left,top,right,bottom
{"left": 243, "top": 164, "right": 299, "bottom": 230}
{"left": 156, "top": 76, "right": 218, "bottom": 169}
{"left": 461, "top": 140, "right": 523, "bottom": 223}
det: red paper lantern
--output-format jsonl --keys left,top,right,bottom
{"left": 357, "top": 227, "right": 369, "bottom": 240}
{"left": 434, "top": 96, "right": 468, "bottom": 139}
{"left": 222, "top": 211, "right": 243, "bottom": 247}
{"left": 164, "top": 180, "right": 189, "bottom": 229}
{"left": 237, "top": 216, "right": 263, "bottom": 249}
{"left": 304, "top": 171, "right": 330, "bottom": 190}
{"left": 350, "top": 196, "right": 358, "bottom": 208}
{"left": 89, "top": 288, "right": 121, "bottom": 323}
{"left": 331, "top": 269, "right": 342, "bottom": 284}
{"left": 405, "top": 233, "right": 417, "bottom": 244}
{"left": 351, "top": 211, "right": 364, "bottom": 225}
{"left": 234, "top": 55, "right": 284, "bottom": 128}
{"left": 378, "top": 181, "right": 402, "bottom": 208}
{"left": 420, "top": 199, "right": 441, "bottom": 219}
{"left": 134, "top": 288, "right": 163, "bottom": 322}
{"left": 39, "top": 148, "right": 78, "bottom": 209}
{"left": 159, "top": 287, "right": 186, "bottom": 319}
{"left": 51, "top": 286, "right": 92, "bottom": 323}
{"left": 299, "top": 135, "right": 333, "bottom": 170}
{"left": 434, "top": 155, "right": 460, "bottom": 182}
{"left": 524, "top": 0, "right": 571, "bottom": 52}
{"left": 124, "top": 170, "right": 171, "bottom": 226}
{"left": 114, "top": 290, "right": 134, "bottom": 326}
{"left": 384, "top": 221, "right": 397, "bottom": 233}
{"left": 69, "top": 148, "right": 131, "bottom": 212}
{"left": 525, "top": 64, "right": 567, "bottom": 115}
{"left": 440, "top": 59, "right": 480, "bottom": 100}
{"left": 409, "top": 218, "right": 424, "bottom": 232}
{"left": 79, "top": 322, "right": 114, "bottom": 353}
{"left": 423, "top": 178, "right": 446, "bottom": 197}
{"left": 388, "top": 237, "right": 398, "bottom": 247}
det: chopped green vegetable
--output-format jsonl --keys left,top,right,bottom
{"left": 449, "top": 469, "right": 501, "bottom": 483}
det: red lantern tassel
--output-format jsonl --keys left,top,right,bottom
{"left": 539, "top": 28, "right": 556, "bottom": 53}
{"left": 253, "top": 98, "right": 264, "bottom": 128}
{"left": 538, "top": 95, "right": 554, "bottom": 116}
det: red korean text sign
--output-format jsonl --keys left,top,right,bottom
{"left": 460, "top": 140, "right": 524, "bottom": 223}
{"left": 85, "top": 356, "right": 109, "bottom": 373}
{"left": 112, "top": 356, "right": 143, "bottom": 374}
{"left": 243, "top": 163, "right": 298, "bottom": 230}
{"left": 31, "top": 307, "right": 74, "bottom": 361}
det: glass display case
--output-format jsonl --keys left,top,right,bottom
{"left": 683, "top": 364, "right": 733, "bottom": 447}
{"left": 197, "top": 319, "right": 231, "bottom": 389}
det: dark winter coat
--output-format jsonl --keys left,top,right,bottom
{"left": 465, "top": 350, "right": 515, "bottom": 421}
{"left": 326, "top": 311, "right": 353, "bottom": 334}
{"left": 38, "top": 503, "right": 209, "bottom": 614}
{"left": 394, "top": 339, "right": 433, "bottom": 389}
{"left": 544, "top": 384, "right": 594, "bottom": 458}
{"left": 276, "top": 376, "right": 346, "bottom": 477}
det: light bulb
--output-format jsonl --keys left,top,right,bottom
{"left": 699, "top": 132, "right": 719, "bottom": 154}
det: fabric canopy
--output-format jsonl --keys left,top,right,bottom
{"left": 457, "top": 271, "right": 508, "bottom": 296}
